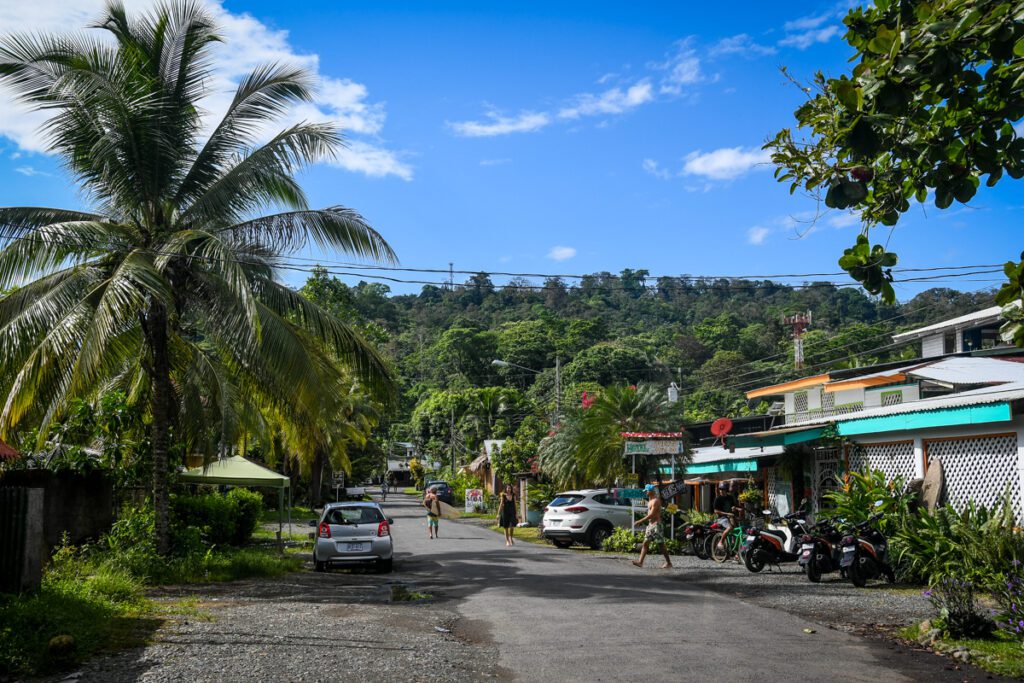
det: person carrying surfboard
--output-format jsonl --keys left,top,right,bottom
{"left": 424, "top": 486, "right": 442, "bottom": 539}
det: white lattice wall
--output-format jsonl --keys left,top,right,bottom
{"left": 765, "top": 467, "right": 789, "bottom": 516}
{"left": 925, "top": 434, "right": 1021, "bottom": 517}
{"left": 849, "top": 441, "right": 918, "bottom": 485}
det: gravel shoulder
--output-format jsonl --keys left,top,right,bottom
{"left": 33, "top": 563, "right": 502, "bottom": 683}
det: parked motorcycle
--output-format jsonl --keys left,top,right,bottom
{"left": 840, "top": 502, "right": 895, "bottom": 587}
{"left": 742, "top": 511, "right": 810, "bottom": 573}
{"left": 797, "top": 517, "right": 845, "bottom": 583}
{"left": 682, "top": 522, "right": 713, "bottom": 560}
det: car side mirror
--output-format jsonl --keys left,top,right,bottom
{"left": 388, "top": 518, "right": 395, "bottom": 525}
{"left": 307, "top": 519, "right": 317, "bottom": 527}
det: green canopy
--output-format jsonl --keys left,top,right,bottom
{"left": 179, "top": 456, "right": 291, "bottom": 547}
{"left": 179, "top": 455, "right": 289, "bottom": 488}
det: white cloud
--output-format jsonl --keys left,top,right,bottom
{"left": 558, "top": 81, "right": 653, "bottom": 120}
{"left": 448, "top": 111, "right": 550, "bottom": 137}
{"left": 746, "top": 226, "right": 770, "bottom": 245}
{"left": 14, "top": 165, "right": 50, "bottom": 177}
{"left": 652, "top": 40, "right": 703, "bottom": 95}
{"left": 547, "top": 246, "right": 577, "bottom": 261}
{"left": 710, "top": 34, "right": 777, "bottom": 58}
{"left": 479, "top": 158, "right": 511, "bottom": 166}
{"left": 784, "top": 13, "right": 833, "bottom": 31}
{"left": 827, "top": 211, "right": 862, "bottom": 229}
{"left": 0, "top": 0, "right": 410, "bottom": 179}
{"left": 682, "top": 146, "right": 771, "bottom": 181}
{"left": 779, "top": 25, "right": 841, "bottom": 49}
{"left": 642, "top": 158, "right": 672, "bottom": 180}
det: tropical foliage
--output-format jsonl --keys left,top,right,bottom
{"left": 768, "top": 0, "right": 1024, "bottom": 301}
{"left": 0, "top": 2, "right": 394, "bottom": 551}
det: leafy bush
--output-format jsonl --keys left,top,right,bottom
{"left": 925, "top": 576, "right": 994, "bottom": 639}
{"left": 993, "top": 562, "right": 1024, "bottom": 642}
{"left": 171, "top": 488, "right": 264, "bottom": 547}
{"left": 603, "top": 528, "right": 642, "bottom": 553}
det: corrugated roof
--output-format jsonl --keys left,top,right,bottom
{"left": 892, "top": 303, "right": 1017, "bottom": 342}
{"left": 689, "top": 444, "right": 784, "bottom": 465}
{"left": 746, "top": 374, "right": 831, "bottom": 399}
{"left": 907, "top": 356, "right": 1024, "bottom": 385}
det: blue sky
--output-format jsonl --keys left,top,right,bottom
{"left": 0, "top": 1, "right": 1018, "bottom": 299}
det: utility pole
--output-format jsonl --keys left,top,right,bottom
{"left": 448, "top": 262, "right": 454, "bottom": 291}
{"left": 783, "top": 311, "right": 813, "bottom": 370}
{"left": 449, "top": 407, "right": 456, "bottom": 477}
{"left": 554, "top": 355, "right": 561, "bottom": 421}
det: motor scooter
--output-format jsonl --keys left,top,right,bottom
{"left": 797, "top": 517, "right": 845, "bottom": 582}
{"left": 742, "top": 510, "right": 810, "bottom": 573}
{"left": 840, "top": 501, "right": 895, "bottom": 587}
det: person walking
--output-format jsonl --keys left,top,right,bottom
{"left": 423, "top": 486, "right": 441, "bottom": 539}
{"left": 497, "top": 484, "right": 518, "bottom": 546}
{"left": 632, "top": 484, "right": 672, "bottom": 569}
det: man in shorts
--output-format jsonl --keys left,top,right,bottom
{"left": 424, "top": 486, "right": 441, "bottom": 539}
{"left": 632, "top": 484, "right": 672, "bottom": 569}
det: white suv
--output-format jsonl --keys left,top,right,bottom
{"left": 541, "top": 489, "right": 635, "bottom": 549}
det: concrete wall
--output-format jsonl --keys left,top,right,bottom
{"left": 0, "top": 470, "right": 115, "bottom": 551}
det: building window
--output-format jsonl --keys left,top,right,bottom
{"left": 943, "top": 331, "right": 956, "bottom": 354}
{"left": 820, "top": 389, "right": 835, "bottom": 415}
{"left": 794, "top": 391, "right": 808, "bottom": 417}
{"left": 880, "top": 390, "right": 903, "bottom": 407}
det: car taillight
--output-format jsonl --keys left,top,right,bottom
{"left": 564, "top": 506, "right": 589, "bottom": 514}
{"left": 377, "top": 521, "right": 390, "bottom": 537}
{"left": 318, "top": 522, "right": 331, "bottom": 538}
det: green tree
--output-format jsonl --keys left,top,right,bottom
{"left": 767, "top": 0, "right": 1024, "bottom": 301}
{"left": 0, "top": 2, "right": 394, "bottom": 552}
{"left": 491, "top": 415, "right": 548, "bottom": 485}
{"left": 561, "top": 343, "right": 654, "bottom": 386}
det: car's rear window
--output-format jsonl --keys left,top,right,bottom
{"left": 327, "top": 507, "right": 383, "bottom": 525}
{"left": 549, "top": 495, "right": 584, "bottom": 508}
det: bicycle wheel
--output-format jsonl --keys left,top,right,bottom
{"left": 710, "top": 532, "right": 729, "bottom": 563}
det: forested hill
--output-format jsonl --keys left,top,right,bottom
{"left": 301, "top": 268, "right": 994, "bottom": 433}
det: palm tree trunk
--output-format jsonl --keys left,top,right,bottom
{"left": 147, "top": 304, "right": 173, "bottom": 555}
{"left": 309, "top": 447, "right": 325, "bottom": 508}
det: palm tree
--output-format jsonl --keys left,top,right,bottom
{"left": 541, "top": 384, "right": 685, "bottom": 487}
{"left": 0, "top": 1, "right": 395, "bottom": 553}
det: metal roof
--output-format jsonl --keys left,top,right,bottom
{"left": 907, "top": 356, "right": 1024, "bottom": 385}
{"left": 892, "top": 303, "right": 1016, "bottom": 342}
{"left": 689, "top": 444, "right": 784, "bottom": 465}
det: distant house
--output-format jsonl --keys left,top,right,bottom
{"left": 892, "top": 302, "right": 1018, "bottom": 357}
{"left": 732, "top": 328, "right": 1024, "bottom": 518}
{"left": 465, "top": 439, "right": 505, "bottom": 494}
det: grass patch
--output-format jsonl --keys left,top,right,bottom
{"left": 460, "top": 511, "right": 494, "bottom": 520}
{"left": 251, "top": 526, "right": 313, "bottom": 544}
{"left": 401, "top": 487, "right": 420, "bottom": 495}
{"left": 0, "top": 548, "right": 159, "bottom": 677}
{"left": 259, "top": 505, "right": 315, "bottom": 525}
{"left": 899, "top": 625, "right": 1024, "bottom": 678}
{"left": 390, "top": 584, "right": 431, "bottom": 602}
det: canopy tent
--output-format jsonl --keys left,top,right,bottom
{"left": 179, "top": 456, "right": 292, "bottom": 546}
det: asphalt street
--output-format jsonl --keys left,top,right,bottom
{"left": 383, "top": 493, "right": 1001, "bottom": 683}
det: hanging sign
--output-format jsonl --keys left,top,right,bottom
{"left": 624, "top": 439, "right": 685, "bottom": 455}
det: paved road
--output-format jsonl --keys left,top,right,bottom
{"left": 383, "top": 494, "right": 996, "bottom": 683}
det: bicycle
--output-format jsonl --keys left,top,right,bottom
{"left": 710, "top": 513, "right": 746, "bottom": 563}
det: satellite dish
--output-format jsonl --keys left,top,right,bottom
{"left": 710, "top": 418, "right": 733, "bottom": 438}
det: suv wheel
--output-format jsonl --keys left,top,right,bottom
{"left": 587, "top": 523, "right": 612, "bottom": 550}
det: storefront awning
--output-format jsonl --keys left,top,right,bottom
{"left": 746, "top": 374, "right": 831, "bottom": 399}
{"left": 674, "top": 444, "right": 784, "bottom": 475}
{"left": 730, "top": 425, "right": 828, "bottom": 448}
{"left": 838, "top": 402, "right": 1012, "bottom": 436}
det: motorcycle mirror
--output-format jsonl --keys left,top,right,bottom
{"left": 762, "top": 509, "right": 772, "bottom": 516}
{"left": 874, "top": 499, "right": 885, "bottom": 508}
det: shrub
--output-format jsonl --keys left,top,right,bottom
{"left": 993, "top": 562, "right": 1024, "bottom": 642}
{"left": 226, "top": 488, "right": 263, "bottom": 544}
{"left": 603, "top": 528, "right": 642, "bottom": 553}
{"left": 925, "top": 576, "right": 994, "bottom": 639}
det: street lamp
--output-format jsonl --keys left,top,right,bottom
{"left": 491, "top": 357, "right": 561, "bottom": 418}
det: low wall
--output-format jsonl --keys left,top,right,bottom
{"left": 0, "top": 470, "right": 116, "bottom": 550}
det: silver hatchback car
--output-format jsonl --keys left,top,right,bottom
{"left": 311, "top": 502, "right": 394, "bottom": 573}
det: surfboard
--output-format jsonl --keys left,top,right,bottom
{"left": 438, "top": 500, "right": 462, "bottom": 520}
{"left": 922, "top": 457, "right": 944, "bottom": 511}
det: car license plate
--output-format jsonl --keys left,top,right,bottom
{"left": 344, "top": 543, "right": 367, "bottom": 552}
{"left": 801, "top": 543, "right": 814, "bottom": 550}
{"left": 548, "top": 520, "right": 561, "bottom": 527}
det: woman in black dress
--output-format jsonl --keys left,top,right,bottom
{"left": 497, "top": 484, "right": 518, "bottom": 546}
